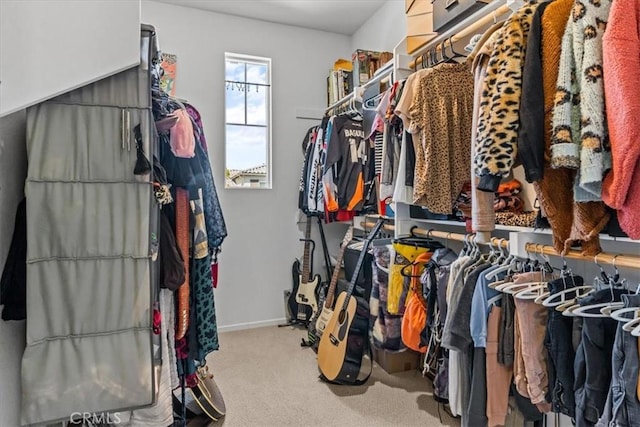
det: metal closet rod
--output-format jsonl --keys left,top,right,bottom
{"left": 409, "top": 3, "right": 512, "bottom": 70}
{"left": 360, "top": 221, "right": 509, "bottom": 248}
{"left": 361, "top": 61, "right": 394, "bottom": 91}
{"left": 524, "top": 243, "right": 640, "bottom": 270}
{"left": 324, "top": 90, "right": 361, "bottom": 116}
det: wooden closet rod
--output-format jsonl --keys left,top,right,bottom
{"left": 360, "top": 221, "right": 509, "bottom": 248}
{"left": 409, "top": 3, "right": 512, "bottom": 70}
{"left": 361, "top": 220, "right": 396, "bottom": 234}
{"left": 524, "top": 243, "right": 640, "bottom": 270}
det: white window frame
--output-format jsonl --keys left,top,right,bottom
{"left": 224, "top": 52, "right": 272, "bottom": 190}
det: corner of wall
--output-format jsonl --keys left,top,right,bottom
{"left": 351, "top": 0, "right": 406, "bottom": 53}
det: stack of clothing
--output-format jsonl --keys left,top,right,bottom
{"left": 454, "top": 179, "right": 535, "bottom": 228}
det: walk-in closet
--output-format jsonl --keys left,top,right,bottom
{"left": 1, "top": 1, "right": 639, "bottom": 426}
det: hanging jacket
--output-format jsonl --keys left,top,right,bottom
{"left": 298, "top": 126, "right": 317, "bottom": 214}
{"left": 474, "top": 1, "right": 540, "bottom": 192}
{"left": 534, "top": 0, "right": 609, "bottom": 255}
{"left": 185, "top": 104, "right": 227, "bottom": 251}
{"left": 550, "top": 0, "right": 613, "bottom": 202}
{"left": 601, "top": 0, "right": 640, "bottom": 239}
{"left": 517, "top": 1, "right": 550, "bottom": 183}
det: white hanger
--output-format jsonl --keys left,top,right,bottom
{"left": 534, "top": 291, "right": 551, "bottom": 305}
{"left": 494, "top": 280, "right": 517, "bottom": 292}
{"left": 543, "top": 285, "right": 594, "bottom": 307}
{"left": 524, "top": 245, "right": 556, "bottom": 302}
{"left": 561, "top": 302, "right": 582, "bottom": 316}
{"left": 569, "top": 254, "right": 625, "bottom": 318}
{"left": 631, "top": 322, "right": 640, "bottom": 337}
{"left": 608, "top": 307, "right": 639, "bottom": 324}
{"left": 502, "top": 282, "right": 536, "bottom": 295}
{"left": 515, "top": 283, "right": 550, "bottom": 300}
{"left": 509, "top": 246, "right": 551, "bottom": 299}
{"left": 488, "top": 279, "right": 507, "bottom": 290}
{"left": 503, "top": 276, "right": 548, "bottom": 295}
{"left": 543, "top": 267, "right": 594, "bottom": 311}
{"left": 620, "top": 285, "right": 640, "bottom": 331}
{"left": 571, "top": 302, "right": 622, "bottom": 318}
{"left": 485, "top": 238, "right": 516, "bottom": 281}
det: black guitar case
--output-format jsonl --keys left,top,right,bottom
{"left": 318, "top": 219, "right": 384, "bottom": 386}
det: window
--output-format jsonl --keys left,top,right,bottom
{"left": 224, "top": 53, "right": 272, "bottom": 189}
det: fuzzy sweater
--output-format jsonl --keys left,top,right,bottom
{"left": 474, "top": 1, "right": 540, "bottom": 192}
{"left": 551, "top": 0, "right": 613, "bottom": 202}
{"left": 535, "top": 0, "right": 608, "bottom": 255}
{"left": 602, "top": 0, "right": 640, "bottom": 239}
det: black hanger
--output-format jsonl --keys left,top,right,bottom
{"left": 392, "top": 226, "right": 441, "bottom": 250}
{"left": 438, "top": 40, "right": 449, "bottom": 64}
{"left": 447, "top": 36, "right": 466, "bottom": 61}
{"left": 433, "top": 40, "right": 453, "bottom": 66}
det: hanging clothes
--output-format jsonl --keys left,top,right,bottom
{"left": 370, "top": 244, "right": 405, "bottom": 351}
{"left": 601, "top": 0, "right": 640, "bottom": 239}
{"left": 325, "top": 116, "right": 368, "bottom": 211}
{"left": 474, "top": 1, "right": 541, "bottom": 192}
{"left": 597, "top": 294, "right": 640, "bottom": 427}
{"left": 468, "top": 21, "right": 503, "bottom": 234}
{"left": 545, "top": 276, "right": 583, "bottom": 418}
{"left": 298, "top": 125, "right": 318, "bottom": 215}
{"left": 551, "top": 0, "right": 613, "bottom": 202}
{"left": 408, "top": 61, "right": 474, "bottom": 215}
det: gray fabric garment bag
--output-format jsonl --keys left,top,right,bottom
{"left": 21, "top": 27, "right": 159, "bottom": 425}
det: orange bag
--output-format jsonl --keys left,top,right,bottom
{"left": 401, "top": 252, "right": 432, "bottom": 353}
{"left": 401, "top": 291, "right": 428, "bottom": 353}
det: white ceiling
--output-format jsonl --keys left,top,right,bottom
{"left": 154, "top": 0, "right": 388, "bottom": 35}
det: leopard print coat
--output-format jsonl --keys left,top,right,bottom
{"left": 551, "top": 0, "right": 612, "bottom": 202}
{"left": 474, "top": 1, "right": 540, "bottom": 192}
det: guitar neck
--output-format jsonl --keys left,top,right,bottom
{"left": 325, "top": 248, "right": 347, "bottom": 309}
{"left": 341, "top": 220, "right": 384, "bottom": 311}
{"left": 324, "top": 227, "right": 354, "bottom": 309}
{"left": 301, "top": 217, "right": 312, "bottom": 283}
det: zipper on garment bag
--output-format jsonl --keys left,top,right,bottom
{"left": 126, "top": 110, "right": 131, "bottom": 151}
{"left": 121, "top": 109, "right": 126, "bottom": 150}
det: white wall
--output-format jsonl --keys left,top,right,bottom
{"left": 0, "top": 0, "right": 140, "bottom": 117}
{"left": 0, "top": 111, "right": 27, "bottom": 427}
{"left": 142, "top": 1, "right": 351, "bottom": 329}
{"left": 351, "top": 0, "right": 406, "bottom": 52}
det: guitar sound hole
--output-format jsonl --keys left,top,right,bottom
{"left": 337, "top": 310, "right": 346, "bottom": 324}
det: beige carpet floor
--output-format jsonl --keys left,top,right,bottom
{"left": 202, "top": 326, "right": 461, "bottom": 427}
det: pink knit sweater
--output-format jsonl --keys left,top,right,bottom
{"left": 602, "top": 1, "right": 640, "bottom": 239}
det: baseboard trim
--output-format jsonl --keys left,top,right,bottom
{"left": 218, "top": 318, "right": 288, "bottom": 333}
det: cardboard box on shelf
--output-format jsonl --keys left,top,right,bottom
{"left": 373, "top": 347, "right": 421, "bottom": 374}
{"left": 406, "top": 0, "right": 435, "bottom": 54}
{"left": 351, "top": 50, "right": 393, "bottom": 87}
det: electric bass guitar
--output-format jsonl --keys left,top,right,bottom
{"left": 288, "top": 259, "right": 310, "bottom": 323}
{"left": 295, "top": 216, "right": 321, "bottom": 321}
{"left": 309, "top": 226, "right": 354, "bottom": 343}
{"left": 317, "top": 219, "right": 384, "bottom": 383}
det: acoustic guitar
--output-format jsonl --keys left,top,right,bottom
{"left": 189, "top": 364, "right": 226, "bottom": 421}
{"left": 317, "top": 219, "right": 384, "bottom": 383}
{"left": 295, "top": 215, "right": 321, "bottom": 320}
{"left": 311, "top": 226, "right": 354, "bottom": 341}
